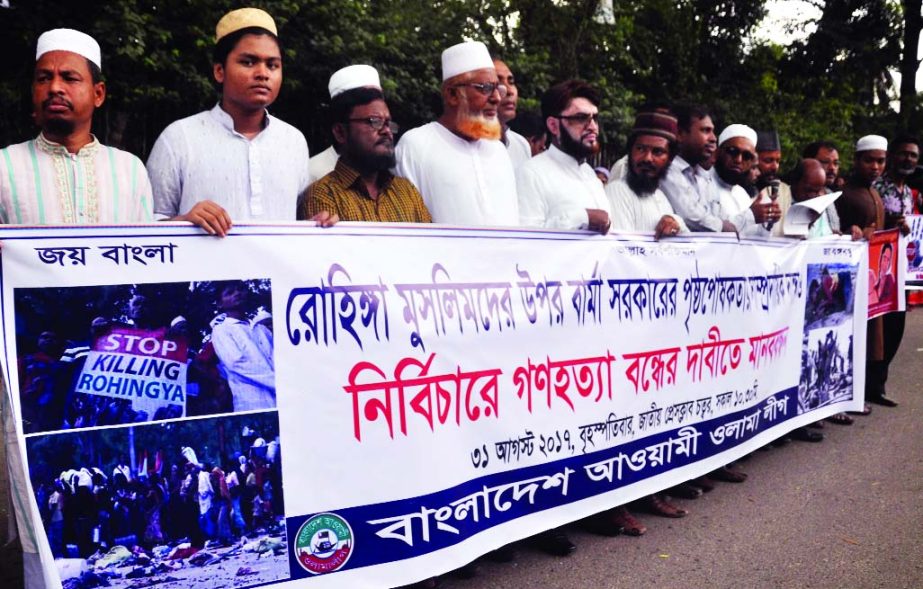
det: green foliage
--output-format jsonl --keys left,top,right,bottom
{"left": 0, "top": 0, "right": 916, "bottom": 167}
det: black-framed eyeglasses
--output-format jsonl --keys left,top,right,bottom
{"left": 724, "top": 146, "right": 756, "bottom": 162}
{"left": 347, "top": 117, "right": 399, "bottom": 134}
{"left": 454, "top": 82, "right": 508, "bottom": 98}
{"left": 555, "top": 113, "right": 600, "bottom": 127}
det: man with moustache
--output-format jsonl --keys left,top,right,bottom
{"left": 493, "top": 58, "right": 532, "bottom": 168}
{"left": 516, "top": 80, "right": 611, "bottom": 233}
{"left": 607, "top": 111, "right": 686, "bottom": 238}
{"left": 300, "top": 65, "right": 431, "bottom": 222}
{"left": 0, "top": 28, "right": 152, "bottom": 224}
{"left": 754, "top": 130, "right": 792, "bottom": 237}
{"left": 660, "top": 104, "right": 728, "bottom": 231}
{"left": 395, "top": 41, "right": 518, "bottom": 225}
{"left": 836, "top": 135, "right": 894, "bottom": 407}
{"left": 870, "top": 135, "right": 918, "bottom": 408}
{"left": 803, "top": 140, "right": 841, "bottom": 193}
{"left": 1, "top": 31, "right": 155, "bottom": 585}
{"left": 712, "top": 124, "right": 777, "bottom": 237}
{"left": 147, "top": 8, "right": 335, "bottom": 234}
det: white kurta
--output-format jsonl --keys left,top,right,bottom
{"left": 606, "top": 178, "right": 687, "bottom": 233}
{"left": 715, "top": 175, "right": 766, "bottom": 237}
{"left": 147, "top": 104, "right": 310, "bottom": 221}
{"left": 211, "top": 317, "right": 276, "bottom": 412}
{"left": 308, "top": 145, "right": 339, "bottom": 183}
{"left": 395, "top": 122, "right": 519, "bottom": 226}
{"left": 506, "top": 129, "right": 532, "bottom": 169}
{"left": 516, "top": 144, "right": 611, "bottom": 230}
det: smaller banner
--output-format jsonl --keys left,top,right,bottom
{"left": 868, "top": 228, "right": 904, "bottom": 318}
{"left": 76, "top": 326, "right": 188, "bottom": 419}
{"left": 905, "top": 214, "right": 923, "bottom": 284}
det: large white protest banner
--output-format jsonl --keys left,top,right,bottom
{"left": 0, "top": 224, "right": 867, "bottom": 589}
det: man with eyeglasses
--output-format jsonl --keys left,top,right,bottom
{"left": 395, "top": 41, "right": 518, "bottom": 226}
{"left": 493, "top": 58, "right": 532, "bottom": 168}
{"left": 147, "top": 8, "right": 336, "bottom": 234}
{"left": 300, "top": 65, "right": 430, "bottom": 223}
{"left": 516, "top": 80, "right": 611, "bottom": 233}
{"left": 712, "top": 124, "right": 777, "bottom": 236}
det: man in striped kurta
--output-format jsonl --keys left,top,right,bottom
{"left": 0, "top": 29, "right": 152, "bottom": 225}
{"left": 0, "top": 28, "right": 153, "bottom": 589}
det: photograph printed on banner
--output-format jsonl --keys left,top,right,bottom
{"left": 26, "top": 411, "right": 288, "bottom": 589}
{"left": 798, "top": 263, "right": 858, "bottom": 412}
{"left": 14, "top": 279, "right": 275, "bottom": 435}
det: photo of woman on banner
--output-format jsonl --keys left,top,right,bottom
{"left": 874, "top": 241, "right": 896, "bottom": 302}
{"left": 14, "top": 279, "right": 276, "bottom": 435}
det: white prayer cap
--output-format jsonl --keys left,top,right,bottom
{"left": 76, "top": 469, "right": 93, "bottom": 488}
{"left": 718, "top": 124, "right": 757, "bottom": 147}
{"left": 181, "top": 446, "right": 200, "bottom": 466}
{"left": 36, "top": 29, "right": 102, "bottom": 70}
{"left": 441, "top": 41, "right": 494, "bottom": 81}
{"left": 329, "top": 65, "right": 381, "bottom": 99}
{"left": 170, "top": 315, "right": 187, "bottom": 327}
{"left": 856, "top": 134, "right": 887, "bottom": 152}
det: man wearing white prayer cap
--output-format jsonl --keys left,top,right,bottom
{"left": 0, "top": 28, "right": 153, "bottom": 225}
{"left": 147, "top": 7, "right": 337, "bottom": 234}
{"left": 712, "top": 123, "right": 778, "bottom": 236}
{"left": 395, "top": 40, "right": 519, "bottom": 225}
{"left": 835, "top": 135, "right": 892, "bottom": 406}
{"left": 301, "top": 65, "right": 431, "bottom": 223}
{"left": 1, "top": 31, "right": 155, "bottom": 587}
{"left": 308, "top": 64, "right": 384, "bottom": 182}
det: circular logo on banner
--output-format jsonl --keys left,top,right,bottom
{"left": 294, "top": 513, "right": 354, "bottom": 574}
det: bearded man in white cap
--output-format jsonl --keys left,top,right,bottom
{"left": 0, "top": 29, "right": 153, "bottom": 224}
{"left": 147, "top": 7, "right": 336, "bottom": 234}
{"left": 395, "top": 41, "right": 519, "bottom": 225}
{"left": 517, "top": 79, "right": 611, "bottom": 233}
{"left": 300, "top": 65, "right": 431, "bottom": 222}
{"left": 712, "top": 124, "right": 778, "bottom": 236}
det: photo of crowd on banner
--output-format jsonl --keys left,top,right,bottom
{"left": 798, "top": 263, "right": 858, "bottom": 412}
{"left": 25, "top": 412, "right": 288, "bottom": 589}
{"left": 15, "top": 279, "right": 276, "bottom": 435}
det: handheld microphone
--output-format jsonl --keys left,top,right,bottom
{"left": 765, "top": 179, "right": 780, "bottom": 230}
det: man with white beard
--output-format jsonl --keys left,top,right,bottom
{"left": 395, "top": 41, "right": 518, "bottom": 225}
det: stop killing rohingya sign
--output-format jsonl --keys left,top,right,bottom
{"left": 75, "top": 326, "right": 188, "bottom": 418}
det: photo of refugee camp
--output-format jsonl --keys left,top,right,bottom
{"left": 14, "top": 279, "right": 275, "bottom": 435}
{"left": 25, "top": 411, "right": 288, "bottom": 589}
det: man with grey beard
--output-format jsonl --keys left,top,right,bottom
{"left": 395, "top": 41, "right": 518, "bottom": 225}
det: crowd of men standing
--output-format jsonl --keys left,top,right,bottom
{"left": 0, "top": 6, "right": 918, "bottom": 589}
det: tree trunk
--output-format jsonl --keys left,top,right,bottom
{"left": 900, "top": 0, "right": 923, "bottom": 123}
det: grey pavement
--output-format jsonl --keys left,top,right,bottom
{"left": 2, "top": 313, "right": 922, "bottom": 589}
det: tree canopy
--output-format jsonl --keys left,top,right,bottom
{"left": 1, "top": 0, "right": 920, "bottom": 170}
